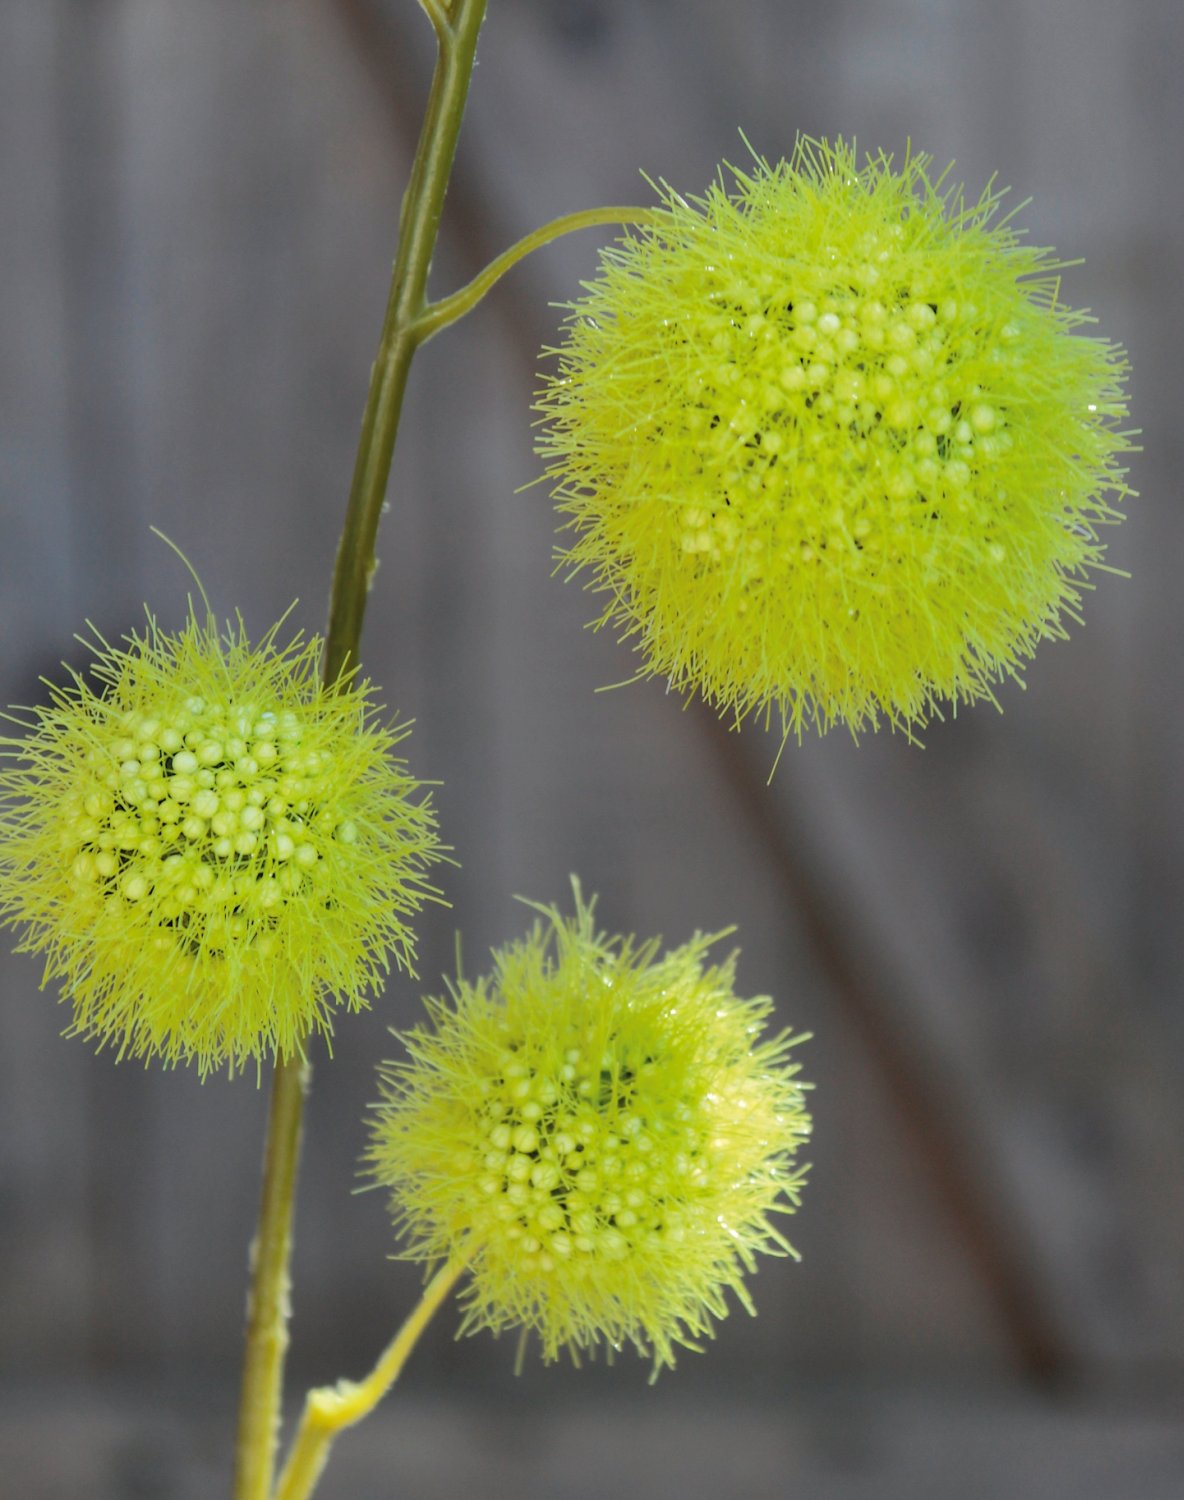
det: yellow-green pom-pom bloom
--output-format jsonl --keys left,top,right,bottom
{"left": 366, "top": 888, "right": 811, "bottom": 1373}
{"left": 537, "top": 138, "right": 1133, "bottom": 739}
{"left": 0, "top": 609, "right": 444, "bottom": 1074}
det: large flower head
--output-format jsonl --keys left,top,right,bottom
{"left": 537, "top": 138, "right": 1133, "bottom": 740}
{"left": 366, "top": 887, "right": 811, "bottom": 1373}
{"left": 0, "top": 607, "right": 444, "bottom": 1074}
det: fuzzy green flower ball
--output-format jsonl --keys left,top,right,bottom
{"left": 537, "top": 138, "right": 1133, "bottom": 739}
{"left": 366, "top": 889, "right": 811, "bottom": 1372}
{"left": 0, "top": 609, "right": 444, "bottom": 1074}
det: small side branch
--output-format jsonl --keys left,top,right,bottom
{"left": 272, "top": 1257, "right": 469, "bottom": 1500}
{"left": 417, "top": 0, "right": 452, "bottom": 43}
{"left": 413, "top": 205, "right": 659, "bottom": 342}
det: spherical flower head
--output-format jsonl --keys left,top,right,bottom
{"left": 366, "top": 887, "right": 811, "bottom": 1373}
{"left": 537, "top": 138, "right": 1134, "bottom": 740}
{"left": 0, "top": 607, "right": 445, "bottom": 1074}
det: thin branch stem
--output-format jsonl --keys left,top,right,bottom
{"left": 232, "top": 4, "right": 488, "bottom": 1497}
{"left": 272, "top": 1258, "right": 469, "bottom": 1500}
{"left": 417, "top": 0, "right": 451, "bottom": 43}
{"left": 232, "top": 1059, "right": 310, "bottom": 1500}
{"left": 323, "top": 0, "right": 489, "bottom": 689}
{"left": 413, "top": 205, "right": 658, "bottom": 342}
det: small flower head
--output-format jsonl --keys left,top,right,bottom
{"left": 537, "top": 138, "right": 1133, "bottom": 740}
{"left": 366, "top": 887, "right": 811, "bottom": 1373}
{"left": 0, "top": 607, "right": 444, "bottom": 1074}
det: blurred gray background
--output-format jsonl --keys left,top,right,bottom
{"left": 1, "top": 0, "right": 1182, "bottom": 1496}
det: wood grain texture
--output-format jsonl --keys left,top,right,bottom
{"left": 1, "top": 1384, "right": 1183, "bottom": 1500}
{"left": 0, "top": 0, "right": 1179, "bottom": 1433}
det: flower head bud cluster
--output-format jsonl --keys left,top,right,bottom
{"left": 0, "top": 608, "right": 444, "bottom": 1074}
{"left": 366, "top": 888, "right": 811, "bottom": 1373}
{"left": 537, "top": 138, "right": 1133, "bottom": 740}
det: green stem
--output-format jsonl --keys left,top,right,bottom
{"left": 272, "top": 1258, "right": 468, "bottom": 1500}
{"left": 232, "top": 1059, "right": 310, "bottom": 1500}
{"left": 413, "top": 205, "right": 658, "bottom": 343}
{"left": 323, "top": 0, "right": 489, "bottom": 689}
{"left": 416, "top": 0, "right": 450, "bottom": 38}
{"left": 233, "top": 3, "right": 488, "bottom": 1497}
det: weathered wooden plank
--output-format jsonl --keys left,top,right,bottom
{"left": 0, "top": 0, "right": 1178, "bottom": 1404}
